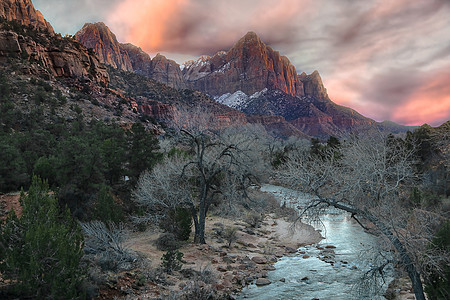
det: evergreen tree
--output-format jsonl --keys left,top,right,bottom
{"left": 127, "top": 123, "right": 162, "bottom": 184}
{"left": 0, "top": 176, "right": 85, "bottom": 299}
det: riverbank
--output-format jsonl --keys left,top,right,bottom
{"left": 123, "top": 213, "right": 322, "bottom": 299}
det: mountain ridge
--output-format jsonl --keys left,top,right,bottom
{"left": 3, "top": 0, "right": 416, "bottom": 138}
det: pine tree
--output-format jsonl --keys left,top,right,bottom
{"left": 0, "top": 176, "right": 85, "bottom": 299}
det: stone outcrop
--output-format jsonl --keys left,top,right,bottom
{"left": 183, "top": 32, "right": 305, "bottom": 97}
{"left": 298, "top": 70, "right": 328, "bottom": 100}
{"left": 120, "top": 43, "right": 152, "bottom": 76}
{"left": 74, "top": 22, "right": 132, "bottom": 72}
{"left": 150, "top": 53, "right": 186, "bottom": 89}
{"left": 75, "top": 23, "right": 187, "bottom": 89}
{"left": 0, "top": 28, "right": 109, "bottom": 84}
{"left": 0, "top": 0, "right": 54, "bottom": 34}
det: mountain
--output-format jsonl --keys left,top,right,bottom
{"left": 74, "top": 22, "right": 133, "bottom": 72}
{"left": 0, "top": 0, "right": 54, "bottom": 34}
{"left": 0, "top": 16, "right": 108, "bottom": 84}
{"left": 182, "top": 32, "right": 305, "bottom": 97}
{"left": 75, "top": 25, "right": 394, "bottom": 137}
{"left": 75, "top": 22, "right": 186, "bottom": 90}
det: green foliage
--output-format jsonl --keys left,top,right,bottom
{"left": 92, "top": 185, "right": 124, "bottom": 223}
{"left": 161, "top": 250, "right": 184, "bottom": 274}
{"left": 159, "top": 207, "right": 192, "bottom": 241}
{"left": 425, "top": 221, "right": 450, "bottom": 299}
{"left": 410, "top": 187, "right": 445, "bottom": 209}
{"left": 127, "top": 123, "right": 162, "bottom": 184}
{"left": 33, "top": 156, "right": 58, "bottom": 187}
{"left": 0, "top": 119, "right": 161, "bottom": 222}
{"left": 310, "top": 136, "right": 341, "bottom": 159}
{"left": 0, "top": 176, "right": 85, "bottom": 299}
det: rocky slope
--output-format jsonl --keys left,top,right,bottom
{"left": 0, "top": 21, "right": 109, "bottom": 85}
{"left": 0, "top": 0, "right": 53, "bottom": 34}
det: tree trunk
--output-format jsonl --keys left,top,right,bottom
{"left": 196, "top": 211, "right": 206, "bottom": 244}
{"left": 367, "top": 214, "right": 426, "bottom": 300}
{"left": 325, "top": 199, "right": 426, "bottom": 300}
{"left": 193, "top": 198, "right": 207, "bottom": 244}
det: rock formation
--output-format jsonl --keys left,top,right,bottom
{"left": 0, "top": 27, "right": 109, "bottom": 84}
{"left": 74, "top": 22, "right": 132, "bottom": 72}
{"left": 0, "top": 0, "right": 54, "bottom": 34}
{"left": 0, "top": 0, "right": 109, "bottom": 85}
{"left": 182, "top": 32, "right": 305, "bottom": 97}
{"left": 120, "top": 43, "right": 152, "bottom": 76}
{"left": 75, "top": 23, "right": 187, "bottom": 89}
{"left": 149, "top": 53, "right": 186, "bottom": 89}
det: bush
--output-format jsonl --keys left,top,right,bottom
{"left": 244, "top": 212, "right": 264, "bottom": 228}
{"left": 159, "top": 207, "right": 192, "bottom": 241}
{"left": 156, "top": 233, "right": 181, "bottom": 251}
{"left": 0, "top": 176, "right": 85, "bottom": 299}
{"left": 161, "top": 250, "right": 184, "bottom": 274}
{"left": 92, "top": 185, "right": 124, "bottom": 223}
{"left": 81, "top": 221, "right": 137, "bottom": 272}
{"left": 223, "top": 226, "right": 238, "bottom": 248}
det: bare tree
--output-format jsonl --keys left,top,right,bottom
{"left": 279, "top": 133, "right": 447, "bottom": 300}
{"left": 134, "top": 109, "right": 266, "bottom": 244}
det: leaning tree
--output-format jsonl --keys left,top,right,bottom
{"left": 279, "top": 133, "right": 449, "bottom": 300}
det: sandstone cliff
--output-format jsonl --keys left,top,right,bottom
{"left": 183, "top": 32, "right": 305, "bottom": 97}
{"left": 74, "top": 22, "right": 132, "bottom": 72}
{"left": 0, "top": 0, "right": 53, "bottom": 34}
{"left": 150, "top": 53, "right": 186, "bottom": 89}
{"left": 0, "top": 24, "right": 108, "bottom": 85}
{"left": 120, "top": 43, "right": 152, "bottom": 76}
{"left": 75, "top": 23, "right": 187, "bottom": 89}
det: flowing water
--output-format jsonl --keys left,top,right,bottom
{"left": 238, "top": 185, "right": 393, "bottom": 300}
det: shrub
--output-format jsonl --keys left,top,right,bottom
{"left": 0, "top": 176, "right": 85, "bottom": 299}
{"left": 223, "top": 226, "right": 238, "bottom": 248}
{"left": 156, "top": 233, "right": 181, "bottom": 251}
{"left": 82, "top": 221, "right": 139, "bottom": 273}
{"left": 159, "top": 207, "right": 192, "bottom": 241}
{"left": 244, "top": 212, "right": 264, "bottom": 228}
{"left": 161, "top": 250, "right": 184, "bottom": 274}
{"left": 92, "top": 185, "right": 124, "bottom": 223}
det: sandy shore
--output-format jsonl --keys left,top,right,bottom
{"left": 117, "top": 213, "right": 323, "bottom": 299}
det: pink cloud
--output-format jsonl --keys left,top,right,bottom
{"left": 106, "top": 0, "right": 313, "bottom": 55}
{"left": 104, "top": 0, "right": 450, "bottom": 126}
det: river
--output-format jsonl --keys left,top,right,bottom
{"left": 238, "top": 185, "right": 393, "bottom": 300}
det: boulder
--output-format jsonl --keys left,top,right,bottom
{"left": 255, "top": 278, "right": 271, "bottom": 286}
{"left": 251, "top": 256, "right": 267, "bottom": 264}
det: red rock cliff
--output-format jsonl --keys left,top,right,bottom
{"left": 0, "top": 0, "right": 54, "bottom": 34}
{"left": 74, "top": 22, "right": 133, "bottom": 72}
{"left": 183, "top": 32, "right": 305, "bottom": 97}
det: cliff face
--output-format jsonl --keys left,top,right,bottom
{"left": 0, "top": 12, "right": 109, "bottom": 85}
{"left": 183, "top": 32, "right": 305, "bottom": 97}
{"left": 0, "top": 0, "right": 54, "bottom": 34}
{"left": 75, "top": 23, "right": 187, "bottom": 89}
{"left": 150, "top": 53, "right": 186, "bottom": 90}
{"left": 74, "top": 22, "right": 132, "bottom": 72}
{"left": 120, "top": 43, "right": 152, "bottom": 76}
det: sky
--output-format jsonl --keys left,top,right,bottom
{"left": 33, "top": 0, "right": 450, "bottom": 126}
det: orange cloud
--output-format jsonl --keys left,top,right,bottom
{"left": 107, "top": 0, "right": 189, "bottom": 51}
{"left": 107, "top": 0, "right": 312, "bottom": 55}
{"left": 392, "top": 70, "right": 450, "bottom": 126}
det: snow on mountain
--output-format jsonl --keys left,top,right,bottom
{"left": 215, "top": 91, "right": 249, "bottom": 109}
